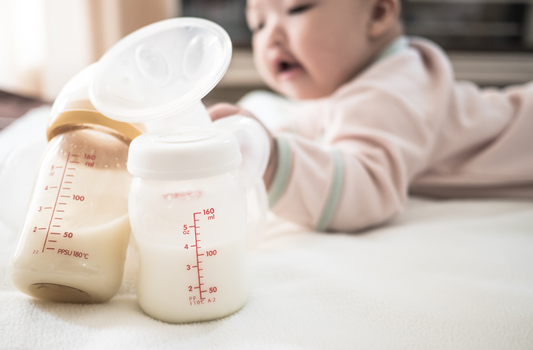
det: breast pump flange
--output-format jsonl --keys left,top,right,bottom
{"left": 88, "top": 18, "right": 270, "bottom": 323}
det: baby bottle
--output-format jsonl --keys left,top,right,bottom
{"left": 9, "top": 64, "right": 143, "bottom": 303}
{"left": 88, "top": 18, "right": 269, "bottom": 322}
{"left": 128, "top": 128, "right": 248, "bottom": 323}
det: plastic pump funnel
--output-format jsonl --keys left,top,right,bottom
{"left": 89, "top": 17, "right": 232, "bottom": 131}
{"left": 88, "top": 17, "right": 269, "bottom": 249}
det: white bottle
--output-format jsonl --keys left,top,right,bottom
{"left": 128, "top": 127, "right": 249, "bottom": 323}
{"left": 87, "top": 18, "right": 270, "bottom": 321}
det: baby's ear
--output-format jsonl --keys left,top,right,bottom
{"left": 367, "top": 0, "right": 401, "bottom": 38}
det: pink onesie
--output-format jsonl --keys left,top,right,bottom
{"left": 267, "top": 37, "right": 533, "bottom": 232}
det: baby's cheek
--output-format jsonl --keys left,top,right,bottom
{"left": 253, "top": 52, "right": 274, "bottom": 85}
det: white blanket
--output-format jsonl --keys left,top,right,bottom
{"left": 1, "top": 107, "right": 532, "bottom": 350}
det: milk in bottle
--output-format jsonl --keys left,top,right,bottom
{"left": 9, "top": 63, "right": 143, "bottom": 303}
{"left": 128, "top": 128, "right": 249, "bottom": 323}
{"left": 84, "top": 17, "right": 269, "bottom": 318}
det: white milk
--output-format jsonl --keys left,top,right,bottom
{"left": 135, "top": 238, "right": 248, "bottom": 323}
{"left": 10, "top": 214, "right": 131, "bottom": 303}
{"left": 129, "top": 172, "right": 249, "bottom": 323}
{"left": 10, "top": 129, "right": 132, "bottom": 303}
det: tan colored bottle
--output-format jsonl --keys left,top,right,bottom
{"left": 9, "top": 65, "right": 143, "bottom": 303}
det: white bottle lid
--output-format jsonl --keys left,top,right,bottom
{"left": 127, "top": 127, "right": 242, "bottom": 181}
{"left": 88, "top": 18, "right": 232, "bottom": 124}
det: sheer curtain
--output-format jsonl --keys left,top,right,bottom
{"left": 0, "top": 0, "right": 178, "bottom": 101}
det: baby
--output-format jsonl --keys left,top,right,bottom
{"left": 209, "top": 0, "right": 533, "bottom": 232}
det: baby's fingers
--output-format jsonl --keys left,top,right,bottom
{"left": 208, "top": 103, "right": 256, "bottom": 121}
{"left": 208, "top": 103, "right": 240, "bottom": 121}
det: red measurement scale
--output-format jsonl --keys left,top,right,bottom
{"left": 186, "top": 208, "right": 217, "bottom": 304}
{"left": 38, "top": 152, "right": 83, "bottom": 253}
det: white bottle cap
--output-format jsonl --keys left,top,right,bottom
{"left": 127, "top": 127, "right": 242, "bottom": 181}
{"left": 88, "top": 18, "right": 232, "bottom": 124}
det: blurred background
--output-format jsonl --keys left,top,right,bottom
{"left": 1, "top": 0, "right": 533, "bottom": 129}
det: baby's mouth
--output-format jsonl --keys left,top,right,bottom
{"left": 276, "top": 60, "right": 301, "bottom": 76}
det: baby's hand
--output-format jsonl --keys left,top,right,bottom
{"left": 207, "top": 103, "right": 278, "bottom": 189}
{"left": 208, "top": 103, "right": 255, "bottom": 122}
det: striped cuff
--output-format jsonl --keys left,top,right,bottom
{"left": 268, "top": 136, "right": 291, "bottom": 208}
{"left": 315, "top": 150, "right": 344, "bottom": 232}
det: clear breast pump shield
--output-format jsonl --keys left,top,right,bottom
{"left": 89, "top": 18, "right": 269, "bottom": 249}
{"left": 9, "top": 64, "right": 143, "bottom": 303}
{"left": 89, "top": 18, "right": 269, "bottom": 322}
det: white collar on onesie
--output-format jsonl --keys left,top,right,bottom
{"left": 374, "top": 36, "right": 409, "bottom": 63}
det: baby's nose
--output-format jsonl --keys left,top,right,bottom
{"left": 264, "top": 18, "right": 287, "bottom": 48}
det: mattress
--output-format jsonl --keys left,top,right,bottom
{"left": 0, "top": 106, "right": 532, "bottom": 350}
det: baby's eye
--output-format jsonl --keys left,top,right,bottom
{"left": 250, "top": 22, "right": 265, "bottom": 33}
{"left": 288, "top": 3, "right": 314, "bottom": 15}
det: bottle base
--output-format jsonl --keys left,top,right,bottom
{"left": 140, "top": 300, "right": 247, "bottom": 324}
{"left": 28, "top": 283, "right": 92, "bottom": 303}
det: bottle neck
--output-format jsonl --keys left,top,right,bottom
{"left": 47, "top": 110, "right": 143, "bottom": 145}
{"left": 51, "top": 123, "right": 133, "bottom": 146}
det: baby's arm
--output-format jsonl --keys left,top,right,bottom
{"left": 209, "top": 89, "right": 436, "bottom": 232}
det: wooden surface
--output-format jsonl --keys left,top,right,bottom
{"left": 0, "top": 90, "right": 45, "bottom": 131}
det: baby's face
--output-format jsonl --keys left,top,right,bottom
{"left": 247, "top": 0, "right": 375, "bottom": 100}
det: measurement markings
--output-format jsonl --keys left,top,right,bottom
{"left": 57, "top": 210, "right": 64, "bottom": 212}
{"left": 70, "top": 161, "right": 79, "bottom": 164}
{"left": 48, "top": 240, "right": 57, "bottom": 243}
{"left": 54, "top": 218, "right": 63, "bottom": 220}
{"left": 44, "top": 207, "right": 52, "bottom": 209}
{"left": 55, "top": 166, "right": 63, "bottom": 169}
{"left": 42, "top": 153, "right": 71, "bottom": 252}
{"left": 52, "top": 225, "right": 61, "bottom": 227}
{"left": 46, "top": 248, "right": 55, "bottom": 250}
{"left": 51, "top": 232, "right": 60, "bottom": 235}
{"left": 62, "top": 188, "right": 71, "bottom": 190}
{"left": 60, "top": 195, "right": 70, "bottom": 198}
{"left": 66, "top": 175, "right": 74, "bottom": 177}
{"left": 67, "top": 168, "right": 76, "bottom": 170}
{"left": 192, "top": 212, "right": 205, "bottom": 300}
{"left": 59, "top": 203, "right": 67, "bottom": 205}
